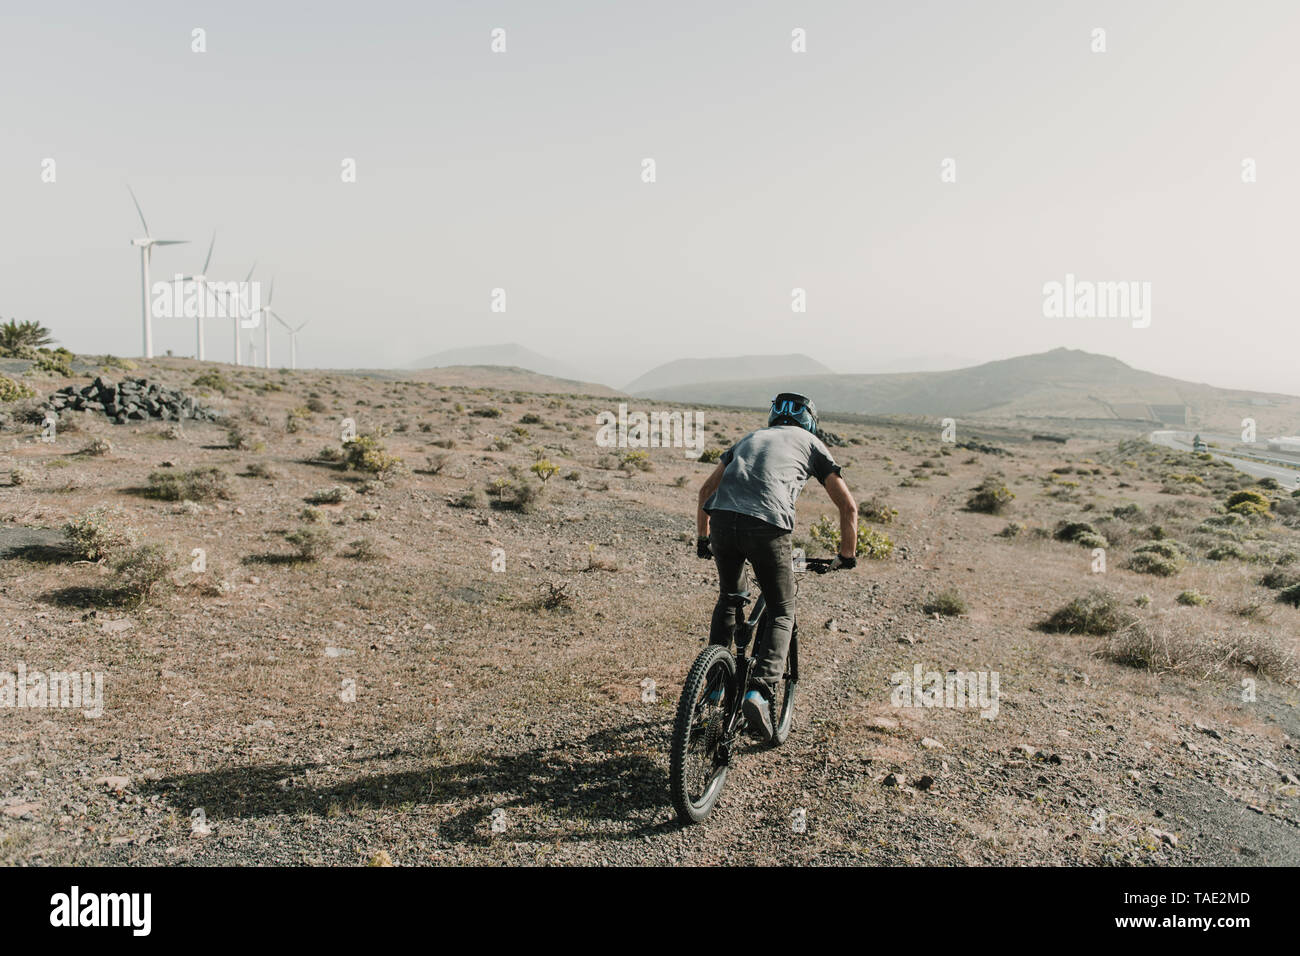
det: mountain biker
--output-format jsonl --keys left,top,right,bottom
{"left": 695, "top": 392, "right": 858, "bottom": 741}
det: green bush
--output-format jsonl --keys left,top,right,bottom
{"left": 193, "top": 370, "right": 234, "bottom": 394}
{"left": 285, "top": 526, "right": 333, "bottom": 561}
{"left": 113, "top": 544, "right": 174, "bottom": 604}
{"left": 64, "top": 507, "right": 136, "bottom": 561}
{"left": 147, "top": 467, "right": 232, "bottom": 501}
{"left": 1042, "top": 591, "right": 1134, "bottom": 636}
{"left": 619, "top": 450, "right": 652, "bottom": 471}
{"left": 306, "top": 485, "right": 351, "bottom": 505}
{"left": 861, "top": 496, "right": 897, "bottom": 525}
{"left": 1128, "top": 551, "right": 1183, "bottom": 577}
{"left": 1054, "top": 521, "right": 1098, "bottom": 543}
{"left": 809, "top": 516, "right": 893, "bottom": 559}
{"left": 1279, "top": 584, "right": 1300, "bottom": 608}
{"left": 1226, "top": 490, "right": 1271, "bottom": 517}
{"left": 33, "top": 353, "right": 72, "bottom": 377}
{"left": 530, "top": 459, "right": 559, "bottom": 482}
{"left": 0, "top": 374, "right": 35, "bottom": 402}
{"left": 923, "top": 589, "right": 967, "bottom": 617}
{"left": 1176, "top": 589, "right": 1210, "bottom": 607}
{"left": 1261, "top": 568, "right": 1300, "bottom": 590}
{"left": 966, "top": 477, "right": 1014, "bottom": 515}
{"left": 698, "top": 448, "right": 724, "bottom": 464}
{"left": 1206, "top": 542, "right": 1247, "bottom": 561}
{"left": 1133, "top": 540, "right": 1184, "bottom": 561}
{"left": 344, "top": 434, "right": 401, "bottom": 475}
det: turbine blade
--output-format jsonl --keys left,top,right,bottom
{"left": 244, "top": 261, "right": 257, "bottom": 283}
{"left": 266, "top": 277, "right": 275, "bottom": 306}
{"left": 201, "top": 232, "right": 216, "bottom": 273}
{"left": 154, "top": 240, "right": 189, "bottom": 246}
{"left": 127, "top": 185, "right": 149, "bottom": 235}
{"left": 295, "top": 320, "right": 310, "bottom": 332}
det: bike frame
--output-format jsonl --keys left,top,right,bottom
{"left": 712, "top": 566, "right": 805, "bottom": 765}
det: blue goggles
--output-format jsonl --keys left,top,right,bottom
{"left": 768, "top": 394, "right": 816, "bottom": 432}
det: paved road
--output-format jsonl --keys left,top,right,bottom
{"left": 1150, "top": 430, "right": 1300, "bottom": 490}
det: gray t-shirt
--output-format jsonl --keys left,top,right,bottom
{"left": 704, "top": 426, "right": 841, "bottom": 532}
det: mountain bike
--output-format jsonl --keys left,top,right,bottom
{"left": 669, "top": 555, "right": 833, "bottom": 824}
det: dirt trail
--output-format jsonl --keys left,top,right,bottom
{"left": 1, "top": 362, "right": 1297, "bottom": 865}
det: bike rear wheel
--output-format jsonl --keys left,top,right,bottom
{"left": 669, "top": 643, "right": 736, "bottom": 824}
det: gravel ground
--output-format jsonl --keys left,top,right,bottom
{"left": 1, "top": 359, "right": 1297, "bottom": 865}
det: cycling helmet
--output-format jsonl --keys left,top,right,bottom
{"left": 768, "top": 392, "right": 819, "bottom": 433}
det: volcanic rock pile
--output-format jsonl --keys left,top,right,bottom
{"left": 43, "top": 377, "right": 220, "bottom": 425}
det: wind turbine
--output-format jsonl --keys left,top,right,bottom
{"left": 255, "top": 278, "right": 275, "bottom": 368}
{"left": 209, "top": 261, "right": 257, "bottom": 366}
{"left": 175, "top": 232, "right": 215, "bottom": 361}
{"left": 272, "top": 314, "right": 308, "bottom": 370}
{"left": 128, "top": 186, "right": 188, "bottom": 359}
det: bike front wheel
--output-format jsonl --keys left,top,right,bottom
{"left": 669, "top": 643, "right": 736, "bottom": 824}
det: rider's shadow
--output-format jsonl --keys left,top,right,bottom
{"left": 144, "top": 719, "right": 678, "bottom": 844}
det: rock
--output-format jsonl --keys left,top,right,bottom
{"left": 1147, "top": 827, "right": 1178, "bottom": 847}
{"left": 921, "top": 737, "right": 943, "bottom": 750}
{"left": 1193, "top": 721, "right": 1223, "bottom": 740}
{"left": 915, "top": 774, "right": 936, "bottom": 791}
{"left": 94, "top": 775, "right": 130, "bottom": 791}
{"left": 868, "top": 716, "right": 899, "bottom": 731}
{"left": 2, "top": 802, "right": 39, "bottom": 819}
{"left": 882, "top": 773, "right": 904, "bottom": 788}
{"left": 42, "top": 377, "right": 219, "bottom": 426}
{"left": 100, "top": 618, "right": 133, "bottom": 634}
{"left": 823, "top": 619, "right": 837, "bottom": 631}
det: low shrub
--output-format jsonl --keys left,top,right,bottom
{"left": 966, "top": 477, "right": 1014, "bottom": 515}
{"left": 285, "top": 526, "right": 333, "bottom": 561}
{"left": 306, "top": 485, "right": 351, "bottom": 505}
{"left": 0, "top": 375, "right": 36, "bottom": 402}
{"left": 147, "top": 467, "right": 233, "bottom": 502}
{"left": 344, "top": 434, "right": 400, "bottom": 475}
{"left": 923, "top": 589, "right": 967, "bottom": 617}
{"left": 113, "top": 544, "right": 174, "bottom": 604}
{"left": 1226, "top": 490, "right": 1271, "bottom": 517}
{"left": 63, "top": 507, "right": 136, "bottom": 560}
{"left": 1042, "top": 590, "right": 1134, "bottom": 636}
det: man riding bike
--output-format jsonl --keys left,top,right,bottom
{"left": 695, "top": 392, "right": 859, "bottom": 742}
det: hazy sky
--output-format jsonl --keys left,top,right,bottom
{"left": 3, "top": 1, "right": 1298, "bottom": 392}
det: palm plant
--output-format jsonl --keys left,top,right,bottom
{"left": 0, "top": 319, "right": 55, "bottom": 351}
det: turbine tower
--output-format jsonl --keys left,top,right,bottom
{"left": 273, "top": 314, "right": 308, "bottom": 370}
{"left": 176, "top": 233, "right": 215, "bottom": 361}
{"left": 209, "top": 261, "right": 257, "bottom": 366}
{"left": 128, "top": 187, "right": 188, "bottom": 359}
{"left": 259, "top": 278, "right": 275, "bottom": 368}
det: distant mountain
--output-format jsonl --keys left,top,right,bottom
{"left": 625, "top": 354, "right": 832, "bottom": 395}
{"left": 410, "top": 343, "right": 585, "bottom": 382}
{"left": 392, "top": 365, "right": 620, "bottom": 396}
{"left": 635, "top": 348, "right": 1300, "bottom": 433}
